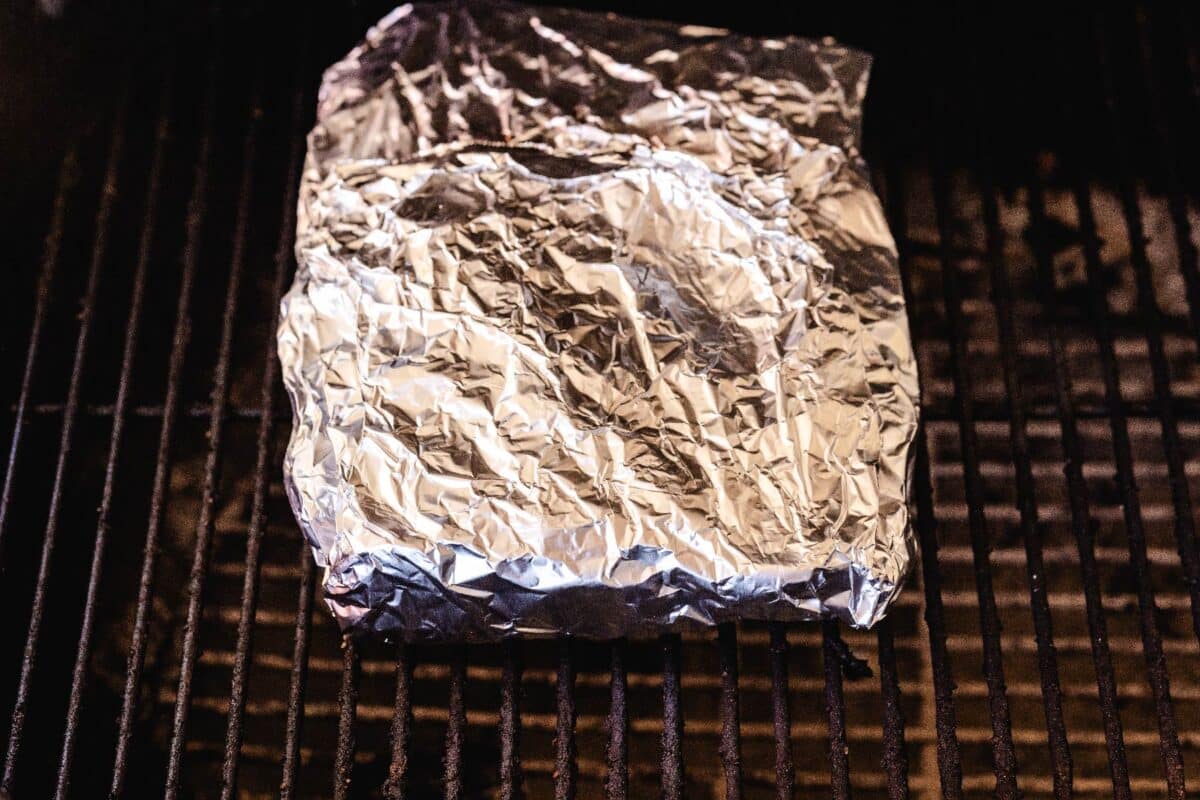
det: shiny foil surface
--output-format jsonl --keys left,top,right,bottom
{"left": 278, "top": 2, "right": 920, "bottom": 640}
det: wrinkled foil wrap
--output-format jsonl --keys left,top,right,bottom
{"left": 278, "top": 2, "right": 919, "bottom": 641}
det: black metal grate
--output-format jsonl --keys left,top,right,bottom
{"left": 1, "top": 2, "right": 1199, "bottom": 798}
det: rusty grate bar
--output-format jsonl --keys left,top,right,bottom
{"left": 886, "top": 163, "right": 965, "bottom": 800}
{"left": 0, "top": 148, "right": 76, "bottom": 570}
{"left": 930, "top": 158, "right": 1021, "bottom": 798}
{"left": 555, "top": 638, "right": 578, "bottom": 800}
{"left": 1061, "top": 18, "right": 1190, "bottom": 797}
{"left": 1095, "top": 8, "right": 1200, "bottom": 660}
{"left": 218, "top": 22, "right": 311, "bottom": 796}
{"left": 334, "top": 640, "right": 361, "bottom": 800}
{"left": 385, "top": 644, "right": 415, "bottom": 799}
{"left": 822, "top": 622, "right": 851, "bottom": 800}
{"left": 604, "top": 639, "right": 629, "bottom": 800}
{"left": 874, "top": 618, "right": 909, "bottom": 800}
{"left": 163, "top": 50, "right": 265, "bottom": 800}
{"left": 958, "top": 11, "right": 1075, "bottom": 787}
{"left": 279, "top": 546, "right": 316, "bottom": 800}
{"left": 499, "top": 640, "right": 523, "bottom": 800}
{"left": 1072, "top": 125, "right": 1188, "bottom": 800}
{"left": 107, "top": 20, "right": 223, "bottom": 796}
{"left": 442, "top": 645, "right": 468, "bottom": 800}
{"left": 975, "top": 146, "right": 1073, "bottom": 800}
{"left": 768, "top": 623, "right": 792, "bottom": 799}
{"left": 660, "top": 634, "right": 684, "bottom": 800}
{"left": 716, "top": 623, "right": 742, "bottom": 800}
{"left": 1026, "top": 168, "right": 1134, "bottom": 799}
{"left": 0, "top": 81, "right": 128, "bottom": 793}
{"left": 53, "top": 63, "right": 174, "bottom": 800}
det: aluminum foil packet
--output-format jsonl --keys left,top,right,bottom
{"left": 278, "top": 2, "right": 920, "bottom": 641}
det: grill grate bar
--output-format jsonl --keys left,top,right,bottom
{"left": 604, "top": 640, "right": 629, "bottom": 800}
{"left": 279, "top": 545, "right": 316, "bottom": 800}
{"left": 875, "top": 619, "right": 909, "bottom": 800}
{"left": 1081, "top": 16, "right": 1192, "bottom": 798}
{"left": 716, "top": 624, "right": 742, "bottom": 800}
{"left": 659, "top": 634, "right": 684, "bottom": 800}
{"left": 1026, "top": 170, "right": 1134, "bottom": 798}
{"left": 218, "top": 32, "right": 310, "bottom": 799}
{"left": 822, "top": 622, "right": 852, "bottom": 800}
{"left": 930, "top": 161, "right": 1020, "bottom": 798}
{"left": 0, "top": 86, "right": 126, "bottom": 800}
{"left": 109, "top": 25, "right": 223, "bottom": 797}
{"left": 163, "top": 52, "right": 265, "bottom": 800}
{"left": 333, "top": 640, "right": 360, "bottom": 800}
{"left": 0, "top": 86, "right": 128, "bottom": 794}
{"left": 768, "top": 623, "right": 792, "bottom": 800}
{"left": 1070, "top": 147, "right": 1188, "bottom": 800}
{"left": 0, "top": 148, "right": 76, "bottom": 568}
{"left": 976, "top": 153, "right": 1073, "bottom": 796}
{"left": 54, "top": 64, "right": 174, "bottom": 800}
{"left": 886, "top": 165, "right": 965, "bottom": 800}
{"left": 1096, "top": 11, "right": 1200, "bottom": 659}
{"left": 499, "top": 640, "right": 523, "bottom": 800}
{"left": 442, "top": 646, "right": 467, "bottom": 800}
{"left": 554, "top": 638, "right": 578, "bottom": 800}
{"left": 384, "top": 645, "right": 415, "bottom": 800}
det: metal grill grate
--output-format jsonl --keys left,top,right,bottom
{"left": 1, "top": 3, "right": 1199, "bottom": 799}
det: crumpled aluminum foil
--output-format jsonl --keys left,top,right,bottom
{"left": 278, "top": 2, "right": 920, "bottom": 641}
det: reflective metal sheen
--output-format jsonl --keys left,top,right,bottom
{"left": 278, "top": 2, "right": 919, "bottom": 640}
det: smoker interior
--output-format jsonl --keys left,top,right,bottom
{"left": 1, "top": 2, "right": 1199, "bottom": 798}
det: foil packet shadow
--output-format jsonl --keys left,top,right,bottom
{"left": 278, "top": 1, "right": 920, "bottom": 641}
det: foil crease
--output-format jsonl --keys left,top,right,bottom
{"left": 278, "top": 2, "right": 920, "bottom": 640}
